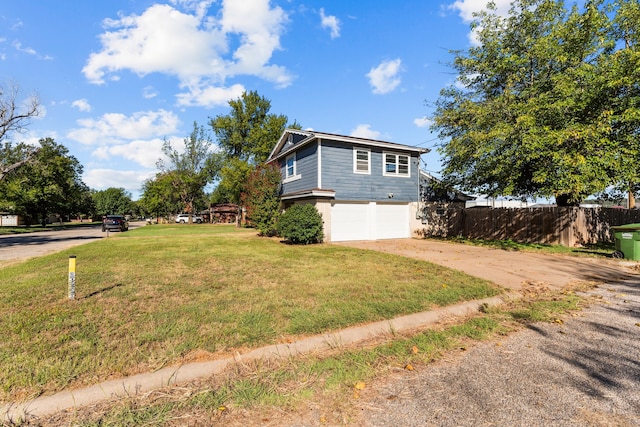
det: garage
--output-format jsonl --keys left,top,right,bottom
{"left": 375, "top": 203, "right": 410, "bottom": 240}
{"left": 330, "top": 202, "right": 371, "bottom": 241}
{"left": 330, "top": 202, "right": 410, "bottom": 242}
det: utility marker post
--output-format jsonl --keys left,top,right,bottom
{"left": 68, "top": 255, "right": 76, "bottom": 300}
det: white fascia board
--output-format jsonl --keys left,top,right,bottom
{"left": 281, "top": 189, "right": 336, "bottom": 201}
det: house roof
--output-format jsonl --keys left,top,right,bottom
{"left": 267, "top": 129, "right": 430, "bottom": 162}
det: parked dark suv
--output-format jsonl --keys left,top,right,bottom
{"left": 102, "top": 215, "right": 129, "bottom": 232}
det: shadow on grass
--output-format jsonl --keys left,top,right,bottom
{"left": 83, "top": 283, "right": 123, "bottom": 299}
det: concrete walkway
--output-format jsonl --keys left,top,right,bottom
{"left": 2, "top": 238, "right": 635, "bottom": 423}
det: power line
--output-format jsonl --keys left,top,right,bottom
{"left": 413, "top": 136, "right": 440, "bottom": 148}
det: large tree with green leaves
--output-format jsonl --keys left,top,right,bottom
{"left": 152, "top": 122, "right": 217, "bottom": 221}
{"left": 138, "top": 172, "right": 180, "bottom": 219}
{"left": 0, "top": 138, "right": 90, "bottom": 225}
{"left": 92, "top": 187, "right": 133, "bottom": 216}
{"left": 209, "top": 90, "right": 299, "bottom": 204}
{"left": 431, "top": 0, "right": 640, "bottom": 206}
{"left": 604, "top": 0, "right": 640, "bottom": 207}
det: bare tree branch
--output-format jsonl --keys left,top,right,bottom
{"left": 0, "top": 81, "right": 41, "bottom": 181}
{"left": 0, "top": 152, "right": 35, "bottom": 181}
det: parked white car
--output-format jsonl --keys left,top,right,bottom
{"left": 175, "top": 214, "right": 203, "bottom": 223}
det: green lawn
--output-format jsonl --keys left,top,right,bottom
{"left": 0, "top": 224, "right": 502, "bottom": 402}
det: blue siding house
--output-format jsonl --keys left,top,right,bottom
{"left": 267, "top": 129, "right": 430, "bottom": 242}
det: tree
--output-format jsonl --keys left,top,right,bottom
{"left": 431, "top": 0, "right": 639, "bottom": 206}
{"left": 0, "top": 82, "right": 41, "bottom": 181}
{"left": 605, "top": 0, "right": 640, "bottom": 207}
{"left": 241, "top": 162, "right": 282, "bottom": 236}
{"left": 211, "top": 157, "right": 253, "bottom": 204}
{"left": 157, "top": 122, "right": 217, "bottom": 221}
{"left": 139, "top": 172, "right": 181, "bottom": 219}
{"left": 1, "top": 138, "right": 88, "bottom": 225}
{"left": 92, "top": 187, "right": 133, "bottom": 216}
{"left": 208, "top": 90, "right": 299, "bottom": 204}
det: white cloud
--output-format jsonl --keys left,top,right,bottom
{"left": 142, "top": 86, "right": 158, "bottom": 99}
{"left": 350, "top": 124, "right": 381, "bottom": 140}
{"left": 448, "top": 0, "right": 512, "bottom": 22}
{"left": 82, "top": 168, "right": 156, "bottom": 196}
{"left": 91, "top": 138, "right": 166, "bottom": 169}
{"left": 413, "top": 116, "right": 432, "bottom": 128}
{"left": 448, "top": 0, "right": 512, "bottom": 45}
{"left": 10, "top": 19, "right": 24, "bottom": 31}
{"left": 175, "top": 83, "right": 245, "bottom": 108}
{"left": 83, "top": 0, "right": 293, "bottom": 107}
{"left": 12, "top": 41, "right": 36, "bottom": 55}
{"left": 366, "top": 59, "right": 402, "bottom": 95}
{"left": 67, "top": 109, "right": 180, "bottom": 145}
{"left": 72, "top": 99, "right": 91, "bottom": 112}
{"left": 319, "top": 8, "right": 340, "bottom": 39}
{"left": 12, "top": 40, "right": 53, "bottom": 60}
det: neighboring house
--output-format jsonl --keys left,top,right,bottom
{"left": 419, "top": 170, "right": 474, "bottom": 204}
{"left": 0, "top": 214, "right": 24, "bottom": 227}
{"left": 266, "top": 129, "right": 430, "bottom": 242}
{"left": 209, "top": 203, "right": 239, "bottom": 224}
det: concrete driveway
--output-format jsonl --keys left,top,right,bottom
{"left": 337, "top": 239, "right": 636, "bottom": 290}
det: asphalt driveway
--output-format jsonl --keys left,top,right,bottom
{"left": 353, "top": 278, "right": 640, "bottom": 427}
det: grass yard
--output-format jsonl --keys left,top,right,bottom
{"left": 35, "top": 286, "right": 588, "bottom": 427}
{"left": 0, "top": 224, "right": 502, "bottom": 403}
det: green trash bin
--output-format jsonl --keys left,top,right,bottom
{"left": 611, "top": 223, "right": 640, "bottom": 260}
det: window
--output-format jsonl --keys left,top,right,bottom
{"left": 353, "top": 148, "right": 370, "bottom": 174}
{"left": 383, "top": 152, "right": 410, "bottom": 177}
{"left": 286, "top": 154, "right": 296, "bottom": 178}
{"left": 284, "top": 153, "right": 301, "bottom": 183}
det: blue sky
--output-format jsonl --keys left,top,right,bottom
{"left": 1, "top": 0, "right": 511, "bottom": 199}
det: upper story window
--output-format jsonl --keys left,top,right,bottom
{"left": 284, "top": 152, "right": 301, "bottom": 183}
{"left": 353, "top": 148, "right": 371, "bottom": 174}
{"left": 383, "top": 152, "right": 410, "bottom": 177}
{"left": 286, "top": 153, "right": 296, "bottom": 177}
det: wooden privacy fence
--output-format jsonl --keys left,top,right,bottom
{"left": 419, "top": 206, "right": 640, "bottom": 247}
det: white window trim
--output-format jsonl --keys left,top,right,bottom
{"left": 283, "top": 152, "right": 301, "bottom": 183}
{"left": 353, "top": 147, "right": 371, "bottom": 174}
{"left": 383, "top": 152, "right": 411, "bottom": 177}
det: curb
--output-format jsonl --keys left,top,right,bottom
{"left": 1, "top": 292, "right": 518, "bottom": 423}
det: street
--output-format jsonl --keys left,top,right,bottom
{"left": 0, "top": 222, "right": 143, "bottom": 265}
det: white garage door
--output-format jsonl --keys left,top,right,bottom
{"left": 331, "top": 202, "right": 371, "bottom": 241}
{"left": 331, "top": 202, "right": 409, "bottom": 242}
{"left": 375, "top": 203, "right": 410, "bottom": 239}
